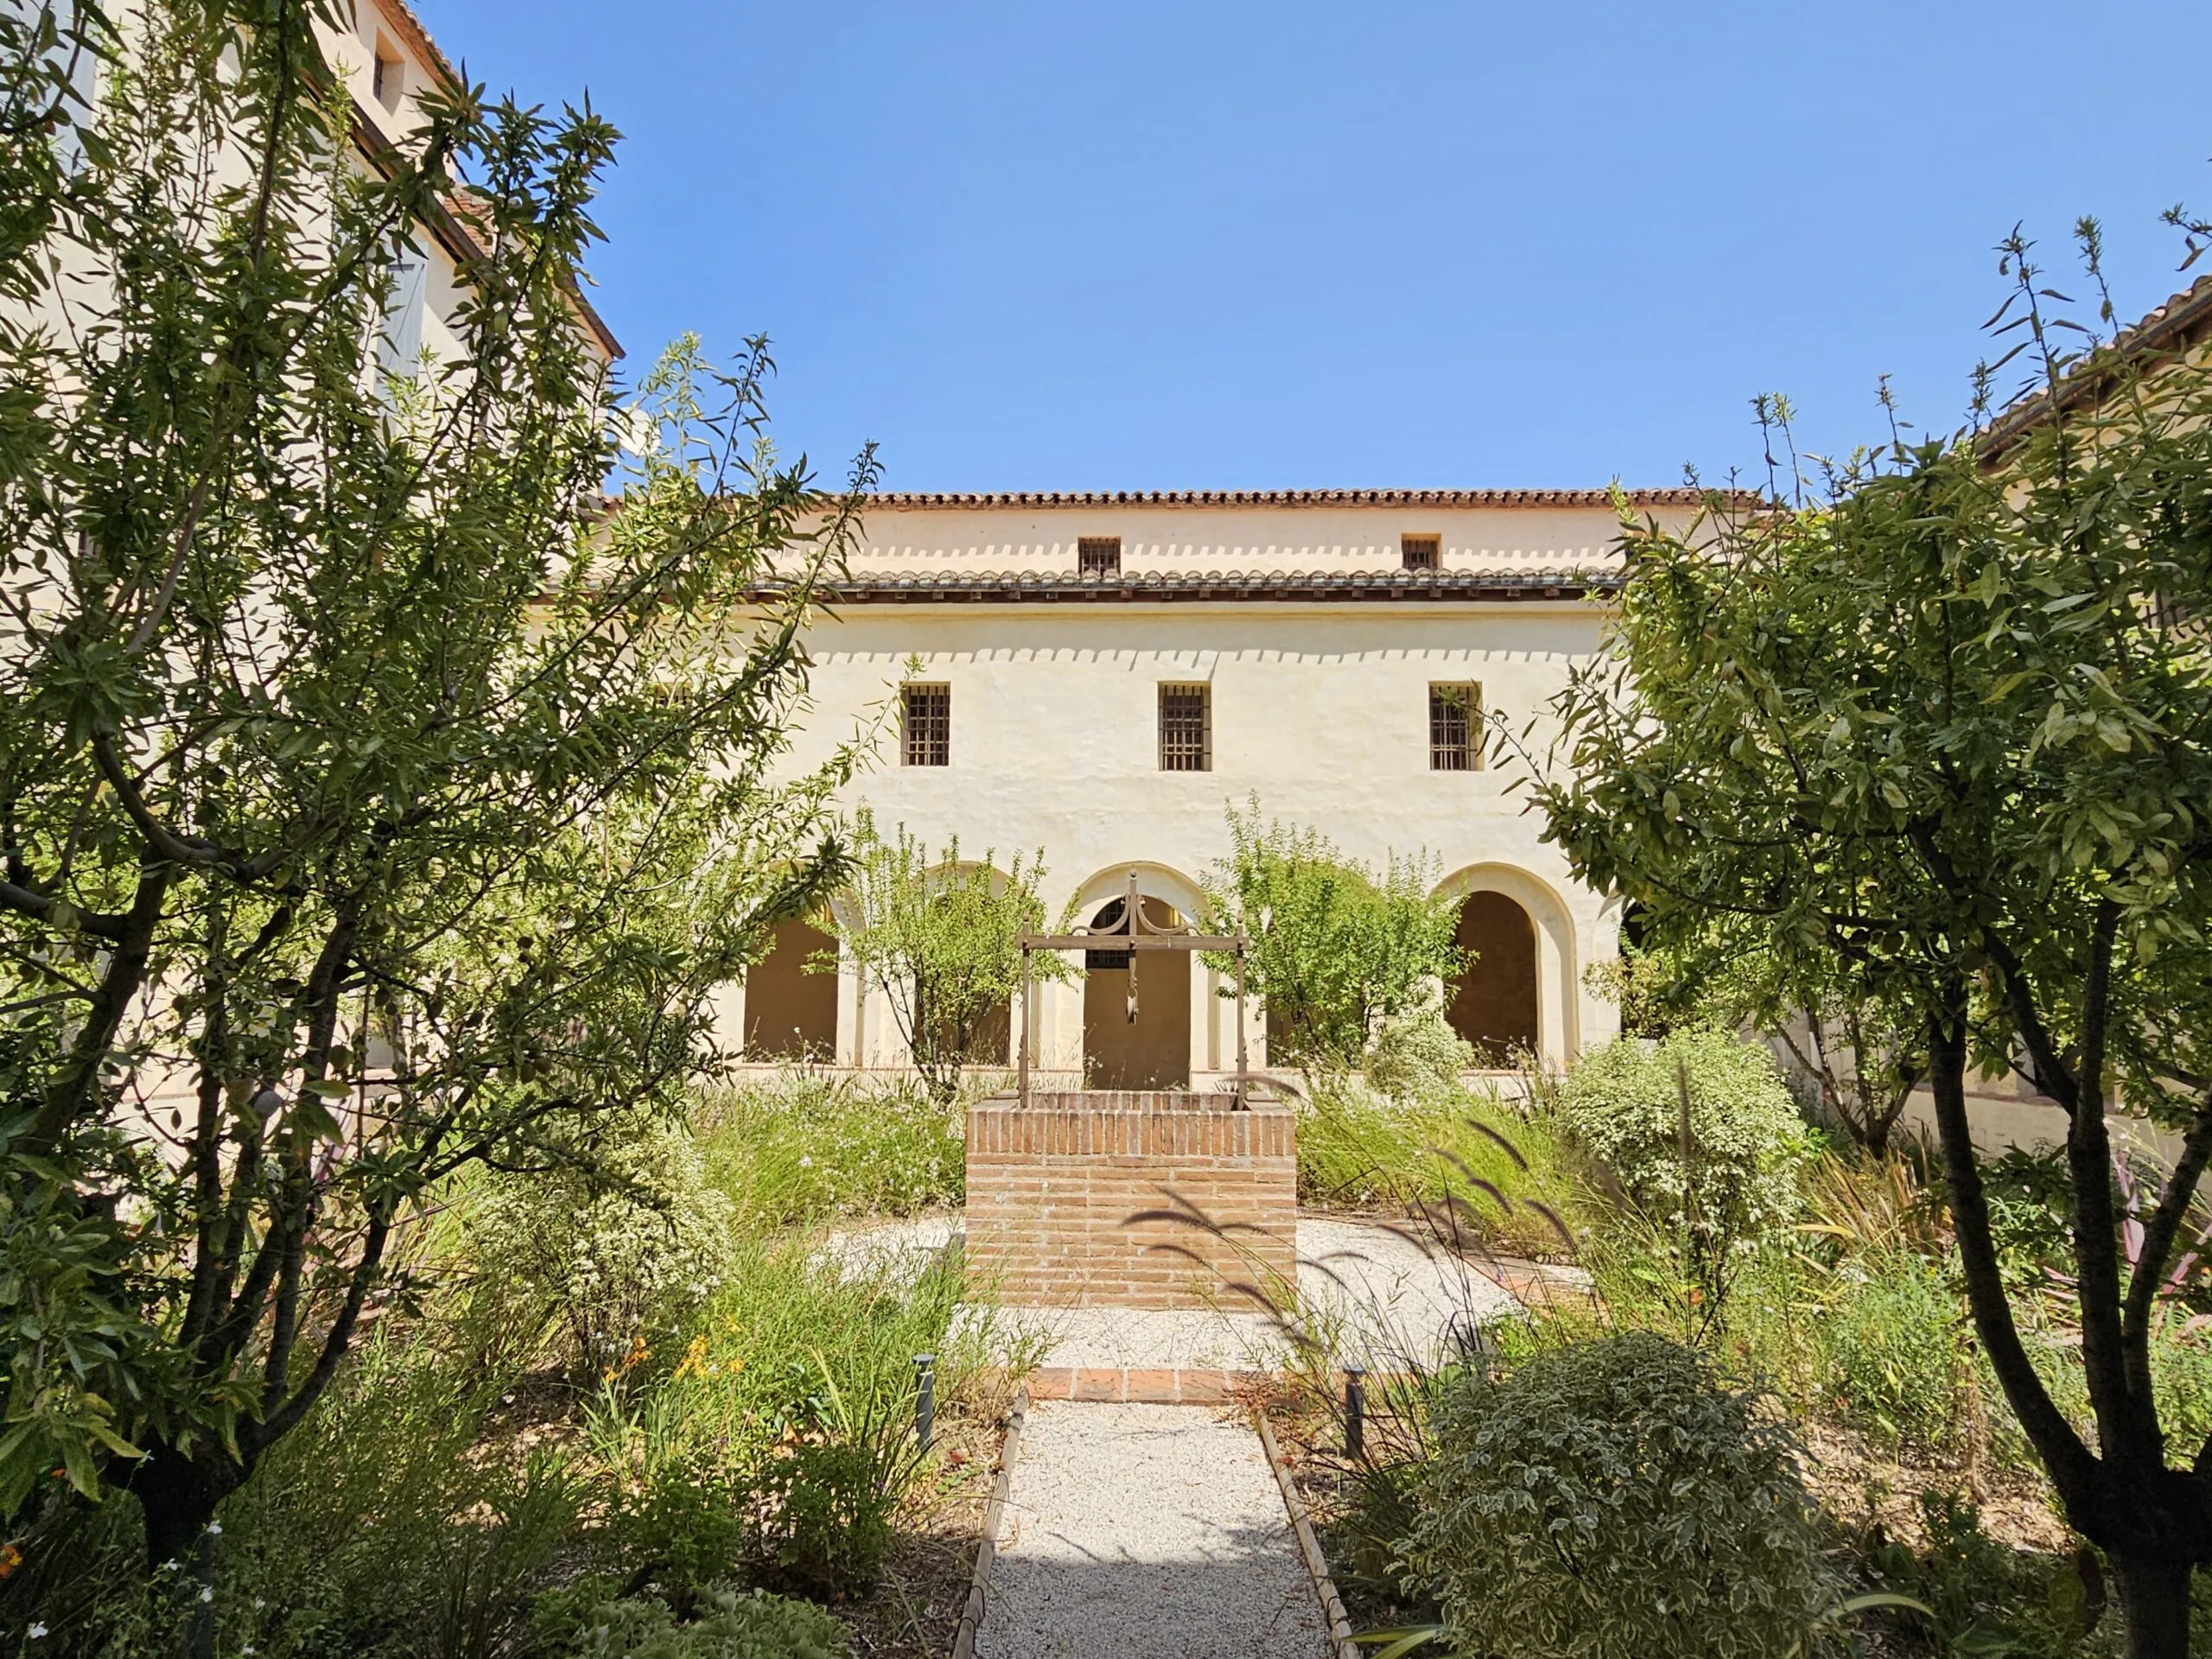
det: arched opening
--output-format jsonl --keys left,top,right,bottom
{"left": 1083, "top": 896, "right": 1192, "bottom": 1090}
{"left": 1447, "top": 891, "right": 1539, "bottom": 1065}
{"left": 744, "top": 915, "right": 839, "bottom": 1061}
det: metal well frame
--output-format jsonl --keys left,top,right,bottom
{"left": 1015, "top": 870, "right": 1250, "bottom": 1108}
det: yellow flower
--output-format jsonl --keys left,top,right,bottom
{"left": 674, "top": 1334, "right": 711, "bottom": 1380}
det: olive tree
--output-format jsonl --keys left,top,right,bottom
{"left": 1202, "top": 798, "right": 1464, "bottom": 1070}
{"left": 1537, "top": 226, "right": 2212, "bottom": 1656}
{"left": 824, "top": 811, "right": 1058, "bottom": 1103}
{"left": 0, "top": 0, "right": 868, "bottom": 1627}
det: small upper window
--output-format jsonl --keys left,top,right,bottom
{"left": 901, "top": 683, "right": 950, "bottom": 767}
{"left": 1078, "top": 537, "right": 1122, "bottom": 576}
{"left": 1430, "top": 683, "right": 1483, "bottom": 771}
{"left": 372, "top": 45, "right": 403, "bottom": 111}
{"left": 1402, "top": 534, "right": 1440, "bottom": 572}
{"left": 1159, "top": 683, "right": 1211, "bottom": 772}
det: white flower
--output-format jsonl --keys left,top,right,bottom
{"left": 798, "top": 1155, "right": 813, "bottom": 1168}
{"left": 28, "top": 1624, "right": 47, "bottom": 1639}
{"left": 199, "top": 1586, "right": 213, "bottom": 1603}
{"left": 206, "top": 1522, "right": 221, "bottom": 1536}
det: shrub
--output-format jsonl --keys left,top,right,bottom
{"left": 1366, "top": 1013, "right": 1476, "bottom": 1103}
{"left": 1294, "top": 1074, "right": 1577, "bottom": 1259}
{"left": 2152, "top": 1311, "right": 2212, "bottom": 1456}
{"left": 588, "top": 1235, "right": 973, "bottom": 1601}
{"left": 462, "top": 1115, "right": 736, "bottom": 1373}
{"left": 566, "top": 1585, "right": 847, "bottom": 1658}
{"left": 1400, "top": 1332, "right": 1837, "bottom": 1659}
{"left": 823, "top": 813, "right": 1062, "bottom": 1103}
{"left": 747, "top": 1440, "right": 898, "bottom": 1600}
{"left": 0, "top": 1335, "right": 583, "bottom": 1657}
{"left": 1557, "top": 1028, "right": 1811, "bottom": 1242}
{"left": 1817, "top": 1249, "right": 1968, "bottom": 1451}
{"left": 691, "top": 1073, "right": 965, "bottom": 1224}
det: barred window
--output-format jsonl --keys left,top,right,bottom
{"left": 1402, "top": 534, "right": 1440, "bottom": 572}
{"left": 1159, "top": 683, "right": 1211, "bottom": 772}
{"left": 901, "top": 683, "right": 950, "bottom": 766}
{"left": 1429, "top": 683, "right": 1482, "bottom": 771}
{"left": 1079, "top": 536, "right": 1122, "bottom": 575}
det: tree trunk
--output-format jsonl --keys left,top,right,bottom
{"left": 130, "top": 1446, "right": 236, "bottom": 1659}
{"left": 2112, "top": 1554, "right": 2194, "bottom": 1659}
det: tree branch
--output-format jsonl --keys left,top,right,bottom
{"left": 2123, "top": 1101, "right": 2212, "bottom": 1362}
{"left": 253, "top": 1201, "right": 392, "bottom": 1452}
{"left": 1926, "top": 997, "right": 2103, "bottom": 1504}
{"left": 29, "top": 861, "right": 172, "bottom": 1154}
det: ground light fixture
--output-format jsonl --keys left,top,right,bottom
{"left": 913, "top": 1353, "right": 936, "bottom": 1452}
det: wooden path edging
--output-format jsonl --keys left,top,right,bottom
{"left": 1252, "top": 1408, "right": 1361, "bottom": 1659}
{"left": 950, "top": 1385, "right": 1029, "bottom": 1659}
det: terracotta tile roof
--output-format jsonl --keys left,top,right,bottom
{"left": 860, "top": 488, "right": 1703, "bottom": 511}
{"left": 1978, "top": 273, "right": 2212, "bottom": 461}
{"left": 759, "top": 567, "right": 1621, "bottom": 605}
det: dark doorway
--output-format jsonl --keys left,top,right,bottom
{"left": 744, "top": 916, "right": 839, "bottom": 1061}
{"left": 1446, "top": 891, "right": 1540, "bottom": 1064}
{"left": 1083, "top": 896, "right": 1192, "bottom": 1090}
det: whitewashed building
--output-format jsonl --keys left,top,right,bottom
{"left": 734, "top": 488, "right": 1701, "bottom": 1085}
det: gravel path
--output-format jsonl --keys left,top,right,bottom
{"left": 976, "top": 1402, "right": 1330, "bottom": 1659}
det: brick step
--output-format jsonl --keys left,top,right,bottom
{"left": 1017, "top": 1365, "right": 1274, "bottom": 1405}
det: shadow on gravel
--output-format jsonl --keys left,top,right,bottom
{"left": 976, "top": 1516, "right": 1332, "bottom": 1658}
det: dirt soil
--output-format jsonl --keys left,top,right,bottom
{"left": 1794, "top": 1417, "right": 2075, "bottom": 1554}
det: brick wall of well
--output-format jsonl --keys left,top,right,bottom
{"left": 965, "top": 1090, "right": 1298, "bottom": 1308}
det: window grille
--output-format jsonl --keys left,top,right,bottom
{"left": 901, "top": 683, "right": 950, "bottom": 766}
{"left": 1159, "top": 683, "right": 1211, "bottom": 772}
{"left": 1429, "top": 683, "right": 1482, "bottom": 771}
{"left": 1078, "top": 536, "right": 1122, "bottom": 576}
{"left": 1402, "top": 534, "right": 1440, "bottom": 572}
{"left": 1085, "top": 897, "right": 1132, "bottom": 969}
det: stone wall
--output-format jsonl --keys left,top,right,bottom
{"left": 965, "top": 1090, "right": 1296, "bottom": 1308}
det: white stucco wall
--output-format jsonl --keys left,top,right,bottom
{"left": 848, "top": 502, "right": 1633, "bottom": 578}
{"left": 734, "top": 499, "right": 1661, "bottom": 1079}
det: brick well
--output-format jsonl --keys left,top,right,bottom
{"left": 964, "top": 1090, "right": 1297, "bottom": 1308}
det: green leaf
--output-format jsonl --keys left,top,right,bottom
{"left": 1354, "top": 1629, "right": 1445, "bottom": 1659}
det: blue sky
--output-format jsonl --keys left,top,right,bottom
{"left": 421, "top": 0, "right": 2210, "bottom": 493}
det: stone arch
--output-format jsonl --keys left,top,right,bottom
{"left": 1066, "top": 863, "right": 1209, "bottom": 1090}
{"left": 1433, "top": 864, "right": 1580, "bottom": 1066}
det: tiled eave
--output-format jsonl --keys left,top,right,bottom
{"left": 861, "top": 487, "right": 1704, "bottom": 511}
{"left": 1978, "top": 274, "right": 2212, "bottom": 464}
{"left": 755, "top": 567, "right": 1624, "bottom": 605}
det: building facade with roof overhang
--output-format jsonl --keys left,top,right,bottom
{"left": 730, "top": 488, "right": 1700, "bottom": 1088}
{"left": 15, "top": 2, "right": 620, "bottom": 378}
